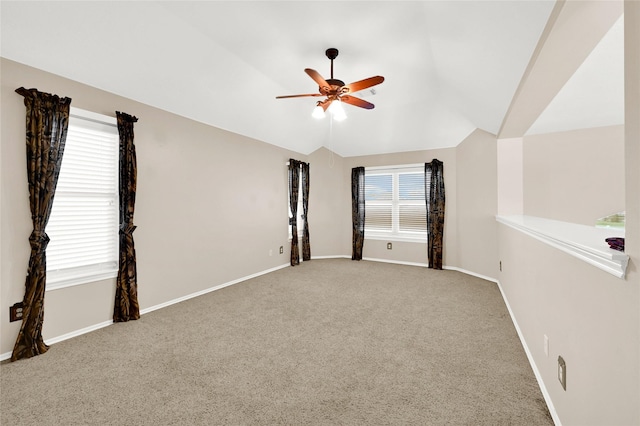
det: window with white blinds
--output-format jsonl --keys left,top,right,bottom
{"left": 45, "top": 108, "right": 119, "bottom": 289}
{"left": 288, "top": 166, "right": 304, "bottom": 239}
{"left": 364, "top": 165, "right": 426, "bottom": 241}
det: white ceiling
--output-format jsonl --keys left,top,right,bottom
{"left": 0, "top": 1, "right": 623, "bottom": 157}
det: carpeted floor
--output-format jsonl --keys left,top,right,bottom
{"left": 1, "top": 259, "right": 553, "bottom": 425}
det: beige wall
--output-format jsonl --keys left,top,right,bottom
{"left": 523, "top": 125, "right": 625, "bottom": 225}
{"left": 1, "top": 59, "right": 302, "bottom": 355}
{"left": 498, "top": 224, "right": 638, "bottom": 425}
{"left": 493, "top": 7, "right": 639, "bottom": 422}
{"left": 498, "top": 125, "right": 637, "bottom": 425}
{"left": 1, "top": 59, "right": 503, "bottom": 357}
{"left": 342, "top": 148, "right": 458, "bottom": 267}
{"left": 307, "top": 147, "right": 347, "bottom": 258}
{"left": 456, "top": 129, "right": 498, "bottom": 279}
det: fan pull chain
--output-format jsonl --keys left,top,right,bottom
{"left": 329, "top": 114, "right": 335, "bottom": 168}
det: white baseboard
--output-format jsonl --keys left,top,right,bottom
{"left": 443, "top": 266, "right": 498, "bottom": 284}
{"left": 311, "top": 255, "right": 351, "bottom": 261}
{"left": 1, "top": 319, "right": 115, "bottom": 361}
{"left": 1, "top": 263, "right": 291, "bottom": 362}
{"left": 363, "top": 257, "right": 429, "bottom": 268}
{"left": 47, "top": 320, "right": 114, "bottom": 346}
{"left": 495, "top": 279, "right": 561, "bottom": 426}
{"left": 4, "top": 254, "right": 554, "bottom": 426}
{"left": 140, "top": 263, "right": 289, "bottom": 315}
{"left": 140, "top": 263, "right": 290, "bottom": 315}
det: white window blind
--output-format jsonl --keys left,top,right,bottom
{"left": 364, "top": 174, "right": 392, "bottom": 231}
{"left": 365, "top": 165, "right": 426, "bottom": 241}
{"left": 45, "top": 108, "right": 119, "bottom": 289}
{"left": 288, "top": 165, "right": 304, "bottom": 239}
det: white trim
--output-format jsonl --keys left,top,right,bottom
{"left": 363, "top": 257, "right": 429, "bottom": 268}
{"left": 366, "top": 163, "right": 424, "bottom": 171}
{"left": 495, "top": 279, "right": 562, "bottom": 426}
{"left": 140, "top": 263, "right": 290, "bottom": 315}
{"left": 1, "top": 319, "right": 115, "bottom": 361}
{"left": 365, "top": 234, "right": 427, "bottom": 243}
{"left": 46, "top": 319, "right": 114, "bottom": 346}
{"left": 2, "top": 254, "right": 554, "bottom": 426}
{"left": 497, "top": 215, "right": 628, "bottom": 278}
{"left": 1, "top": 263, "right": 290, "bottom": 362}
{"left": 443, "top": 266, "right": 498, "bottom": 283}
{"left": 69, "top": 106, "right": 117, "bottom": 126}
{"left": 46, "top": 270, "right": 117, "bottom": 291}
{"left": 1, "top": 256, "right": 559, "bottom": 426}
{"left": 311, "top": 255, "right": 351, "bottom": 260}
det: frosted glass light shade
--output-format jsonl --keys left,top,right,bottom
{"left": 312, "top": 105, "right": 326, "bottom": 119}
{"left": 329, "top": 100, "right": 347, "bottom": 121}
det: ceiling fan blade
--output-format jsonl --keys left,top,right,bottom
{"left": 305, "top": 68, "right": 331, "bottom": 93}
{"left": 340, "top": 95, "right": 375, "bottom": 110}
{"left": 344, "top": 76, "right": 385, "bottom": 94}
{"left": 276, "top": 93, "right": 324, "bottom": 99}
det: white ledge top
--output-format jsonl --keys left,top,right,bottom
{"left": 496, "top": 215, "right": 628, "bottom": 279}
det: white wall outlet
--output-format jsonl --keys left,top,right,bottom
{"left": 269, "top": 249, "right": 273, "bottom": 256}
{"left": 558, "top": 356, "right": 567, "bottom": 390}
{"left": 387, "top": 242, "right": 392, "bottom": 250}
{"left": 544, "top": 334, "right": 549, "bottom": 357}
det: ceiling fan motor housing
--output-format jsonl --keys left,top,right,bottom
{"left": 325, "top": 48, "right": 339, "bottom": 60}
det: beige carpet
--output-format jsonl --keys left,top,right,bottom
{"left": 1, "top": 259, "right": 553, "bottom": 425}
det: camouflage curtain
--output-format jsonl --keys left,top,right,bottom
{"left": 12, "top": 87, "right": 71, "bottom": 361}
{"left": 113, "top": 111, "right": 140, "bottom": 322}
{"left": 288, "top": 159, "right": 301, "bottom": 266}
{"left": 425, "top": 159, "right": 445, "bottom": 269}
{"left": 300, "top": 161, "right": 311, "bottom": 261}
{"left": 351, "top": 167, "right": 365, "bottom": 260}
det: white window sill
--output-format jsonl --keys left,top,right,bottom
{"left": 496, "top": 215, "right": 628, "bottom": 279}
{"left": 365, "top": 234, "right": 427, "bottom": 243}
{"left": 46, "top": 267, "right": 118, "bottom": 291}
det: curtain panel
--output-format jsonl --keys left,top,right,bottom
{"left": 300, "top": 161, "right": 311, "bottom": 261}
{"left": 425, "top": 159, "right": 445, "bottom": 270}
{"left": 288, "top": 160, "right": 301, "bottom": 266}
{"left": 113, "top": 111, "right": 140, "bottom": 322}
{"left": 351, "top": 167, "right": 365, "bottom": 260}
{"left": 12, "top": 87, "right": 72, "bottom": 361}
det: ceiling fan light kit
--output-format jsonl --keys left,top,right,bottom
{"left": 276, "top": 48, "right": 384, "bottom": 121}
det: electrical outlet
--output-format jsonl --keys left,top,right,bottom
{"left": 558, "top": 356, "right": 566, "bottom": 390}
{"left": 269, "top": 249, "right": 273, "bottom": 256}
{"left": 279, "top": 246, "right": 283, "bottom": 254}
{"left": 387, "top": 242, "right": 392, "bottom": 250}
{"left": 10, "top": 302, "right": 24, "bottom": 322}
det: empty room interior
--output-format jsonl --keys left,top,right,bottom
{"left": 1, "top": 1, "right": 639, "bottom": 425}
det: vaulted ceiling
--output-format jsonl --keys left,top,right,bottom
{"left": 0, "top": 1, "right": 624, "bottom": 157}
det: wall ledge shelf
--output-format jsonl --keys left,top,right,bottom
{"left": 496, "top": 215, "right": 628, "bottom": 279}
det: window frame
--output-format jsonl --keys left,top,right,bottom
{"left": 364, "top": 164, "right": 427, "bottom": 243}
{"left": 45, "top": 107, "right": 119, "bottom": 291}
{"left": 287, "top": 163, "right": 304, "bottom": 240}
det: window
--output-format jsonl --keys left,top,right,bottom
{"left": 45, "top": 108, "right": 119, "bottom": 289}
{"left": 288, "top": 165, "right": 304, "bottom": 239}
{"left": 365, "top": 165, "right": 426, "bottom": 241}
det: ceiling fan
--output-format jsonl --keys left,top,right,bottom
{"left": 276, "top": 48, "right": 385, "bottom": 120}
